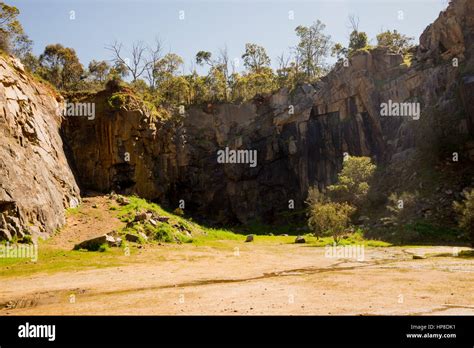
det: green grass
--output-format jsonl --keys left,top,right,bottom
{"left": 0, "top": 195, "right": 395, "bottom": 278}
{"left": 115, "top": 196, "right": 393, "bottom": 247}
{"left": 235, "top": 219, "right": 306, "bottom": 236}
{"left": 459, "top": 250, "right": 474, "bottom": 258}
{"left": 0, "top": 243, "right": 128, "bottom": 278}
{"left": 66, "top": 207, "right": 81, "bottom": 216}
{"left": 115, "top": 195, "right": 198, "bottom": 243}
{"left": 191, "top": 228, "right": 245, "bottom": 246}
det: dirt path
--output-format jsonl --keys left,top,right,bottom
{"left": 47, "top": 195, "right": 125, "bottom": 250}
{"left": 1, "top": 243, "right": 474, "bottom": 315}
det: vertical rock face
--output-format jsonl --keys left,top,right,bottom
{"left": 61, "top": 90, "right": 181, "bottom": 203}
{"left": 0, "top": 56, "right": 80, "bottom": 241}
{"left": 61, "top": 0, "right": 474, "bottom": 226}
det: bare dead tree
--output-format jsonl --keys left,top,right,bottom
{"left": 144, "top": 37, "right": 163, "bottom": 89}
{"left": 347, "top": 14, "right": 360, "bottom": 33}
{"left": 276, "top": 51, "right": 291, "bottom": 76}
{"left": 106, "top": 40, "right": 148, "bottom": 82}
{"left": 217, "top": 45, "right": 230, "bottom": 101}
{"left": 188, "top": 59, "right": 196, "bottom": 74}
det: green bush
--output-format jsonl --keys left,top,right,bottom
{"left": 453, "top": 188, "right": 474, "bottom": 247}
{"left": 107, "top": 93, "right": 128, "bottom": 110}
{"left": 98, "top": 243, "right": 110, "bottom": 252}
{"left": 327, "top": 156, "right": 376, "bottom": 206}
{"left": 154, "top": 223, "right": 174, "bottom": 243}
{"left": 173, "top": 208, "right": 184, "bottom": 216}
{"left": 307, "top": 195, "right": 355, "bottom": 243}
{"left": 20, "top": 235, "right": 33, "bottom": 244}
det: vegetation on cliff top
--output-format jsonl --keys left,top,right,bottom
{"left": 1, "top": 1, "right": 415, "bottom": 111}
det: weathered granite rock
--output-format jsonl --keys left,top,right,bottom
{"left": 74, "top": 234, "right": 120, "bottom": 250}
{"left": 0, "top": 55, "right": 80, "bottom": 241}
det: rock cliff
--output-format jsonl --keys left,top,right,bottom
{"left": 1, "top": 0, "right": 473, "bottom": 241}
{"left": 0, "top": 55, "right": 80, "bottom": 241}
{"left": 61, "top": 0, "right": 474, "bottom": 226}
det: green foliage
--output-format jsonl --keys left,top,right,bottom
{"left": 130, "top": 78, "right": 149, "bottom": 95}
{"left": 195, "top": 51, "right": 212, "bottom": 66}
{"left": 206, "top": 65, "right": 228, "bottom": 102}
{"left": 348, "top": 30, "right": 369, "bottom": 55}
{"left": 88, "top": 60, "right": 110, "bottom": 83}
{"left": 0, "top": 2, "right": 31, "bottom": 58}
{"left": 327, "top": 156, "right": 376, "bottom": 206}
{"left": 158, "top": 75, "right": 190, "bottom": 105}
{"left": 398, "top": 221, "right": 463, "bottom": 245}
{"left": 241, "top": 43, "right": 271, "bottom": 73}
{"left": 276, "top": 61, "right": 306, "bottom": 91}
{"left": 153, "top": 223, "right": 174, "bottom": 242}
{"left": 306, "top": 185, "right": 327, "bottom": 206}
{"left": 331, "top": 42, "right": 348, "bottom": 61}
{"left": 386, "top": 191, "right": 418, "bottom": 225}
{"left": 376, "top": 29, "right": 414, "bottom": 55}
{"left": 114, "top": 196, "right": 196, "bottom": 244}
{"left": 173, "top": 208, "right": 184, "bottom": 216}
{"left": 294, "top": 20, "right": 331, "bottom": 81}
{"left": 306, "top": 156, "right": 377, "bottom": 242}
{"left": 307, "top": 196, "right": 355, "bottom": 243}
{"left": 185, "top": 72, "right": 211, "bottom": 104}
{"left": 20, "top": 235, "right": 32, "bottom": 244}
{"left": 98, "top": 243, "right": 110, "bottom": 252}
{"left": 453, "top": 188, "right": 474, "bottom": 246}
{"left": 22, "top": 52, "right": 39, "bottom": 72}
{"left": 37, "top": 44, "right": 84, "bottom": 91}
{"left": 107, "top": 92, "right": 128, "bottom": 110}
{"left": 154, "top": 53, "right": 184, "bottom": 86}
{"left": 231, "top": 67, "right": 278, "bottom": 101}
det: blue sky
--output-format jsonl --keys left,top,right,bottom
{"left": 11, "top": 0, "right": 448, "bottom": 73}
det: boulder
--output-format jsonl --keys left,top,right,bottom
{"left": 74, "top": 234, "right": 119, "bottom": 251}
{"left": 295, "top": 236, "right": 306, "bottom": 244}
{"left": 245, "top": 235, "right": 254, "bottom": 242}
{"left": 412, "top": 254, "right": 426, "bottom": 260}
{"left": 116, "top": 196, "right": 130, "bottom": 206}
{"left": 0, "top": 229, "right": 12, "bottom": 241}
{"left": 134, "top": 212, "right": 148, "bottom": 222}
{"left": 125, "top": 233, "right": 140, "bottom": 243}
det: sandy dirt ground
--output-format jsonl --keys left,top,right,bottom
{"left": 2, "top": 245, "right": 474, "bottom": 315}
{"left": 1, "top": 197, "right": 473, "bottom": 315}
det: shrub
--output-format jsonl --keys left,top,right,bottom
{"left": 453, "top": 188, "right": 474, "bottom": 247}
{"left": 173, "top": 208, "right": 184, "bottom": 216}
{"left": 306, "top": 185, "right": 327, "bottom": 206}
{"left": 153, "top": 223, "right": 174, "bottom": 243}
{"left": 98, "top": 243, "right": 110, "bottom": 252}
{"left": 376, "top": 30, "right": 414, "bottom": 56}
{"left": 20, "top": 234, "right": 33, "bottom": 244}
{"left": 386, "top": 191, "right": 418, "bottom": 225}
{"left": 327, "top": 156, "right": 376, "bottom": 206}
{"left": 307, "top": 188, "right": 355, "bottom": 243}
{"left": 107, "top": 93, "right": 128, "bottom": 110}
